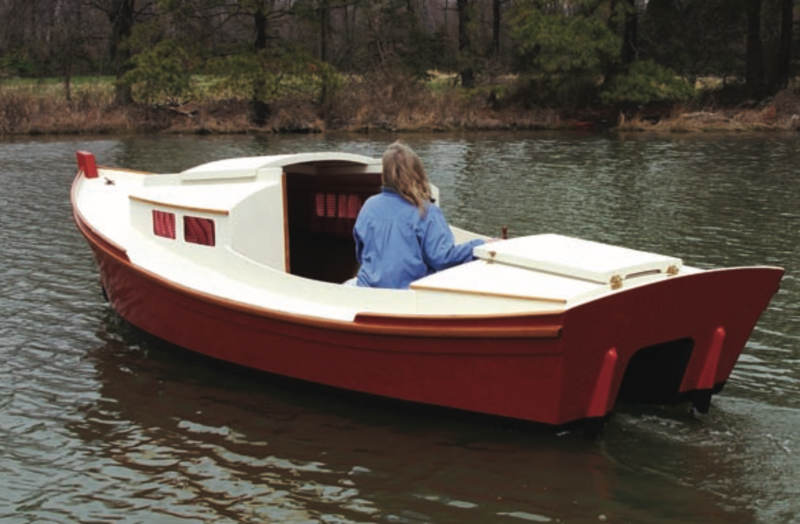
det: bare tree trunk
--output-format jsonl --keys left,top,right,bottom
{"left": 64, "top": 62, "right": 72, "bottom": 103}
{"left": 744, "top": 0, "right": 765, "bottom": 100}
{"left": 457, "top": 0, "right": 474, "bottom": 88}
{"left": 319, "top": 0, "right": 330, "bottom": 62}
{"left": 252, "top": 1, "right": 270, "bottom": 126}
{"left": 775, "top": 0, "right": 792, "bottom": 91}
{"left": 620, "top": 0, "right": 638, "bottom": 66}
{"left": 108, "top": 0, "right": 136, "bottom": 105}
{"left": 492, "top": 0, "right": 500, "bottom": 57}
{"left": 54, "top": 0, "right": 72, "bottom": 103}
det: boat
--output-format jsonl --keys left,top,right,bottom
{"left": 71, "top": 150, "right": 783, "bottom": 430}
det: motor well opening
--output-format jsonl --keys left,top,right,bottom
{"left": 617, "top": 337, "right": 695, "bottom": 405}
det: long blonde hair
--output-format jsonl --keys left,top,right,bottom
{"left": 381, "top": 141, "right": 432, "bottom": 214}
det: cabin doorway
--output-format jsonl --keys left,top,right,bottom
{"left": 283, "top": 170, "right": 381, "bottom": 284}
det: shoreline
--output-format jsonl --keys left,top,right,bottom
{"left": 2, "top": 92, "right": 800, "bottom": 137}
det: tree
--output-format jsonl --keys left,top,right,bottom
{"left": 353, "top": 0, "right": 438, "bottom": 76}
{"left": 744, "top": 0, "right": 766, "bottom": 99}
{"left": 639, "top": 0, "right": 742, "bottom": 86}
{"left": 619, "top": 0, "right": 638, "bottom": 66}
{"left": 87, "top": 0, "right": 142, "bottom": 105}
{"left": 52, "top": 0, "right": 93, "bottom": 103}
{"left": 253, "top": 0, "right": 271, "bottom": 124}
{"left": 600, "top": 59, "right": 694, "bottom": 105}
{"left": 492, "top": 0, "right": 502, "bottom": 57}
{"left": 121, "top": 39, "right": 194, "bottom": 104}
{"left": 457, "top": 0, "right": 475, "bottom": 87}
{"left": 775, "top": 0, "right": 792, "bottom": 90}
{"left": 510, "top": 0, "right": 621, "bottom": 105}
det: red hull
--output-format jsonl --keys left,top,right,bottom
{"left": 73, "top": 204, "right": 783, "bottom": 427}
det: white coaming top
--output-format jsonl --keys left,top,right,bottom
{"left": 413, "top": 234, "right": 690, "bottom": 306}
{"left": 179, "top": 152, "right": 381, "bottom": 181}
{"left": 130, "top": 178, "right": 277, "bottom": 214}
{"left": 128, "top": 151, "right": 381, "bottom": 213}
{"left": 411, "top": 260, "right": 604, "bottom": 305}
{"left": 473, "top": 234, "right": 682, "bottom": 285}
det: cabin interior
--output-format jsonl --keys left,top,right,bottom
{"left": 283, "top": 168, "right": 382, "bottom": 284}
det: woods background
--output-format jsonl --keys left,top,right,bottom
{"left": 0, "top": 0, "right": 797, "bottom": 134}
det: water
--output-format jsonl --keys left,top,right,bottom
{"left": 1, "top": 131, "right": 798, "bottom": 523}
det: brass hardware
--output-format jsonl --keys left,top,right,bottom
{"left": 610, "top": 274, "right": 623, "bottom": 290}
{"left": 487, "top": 250, "right": 497, "bottom": 263}
{"left": 666, "top": 264, "right": 680, "bottom": 276}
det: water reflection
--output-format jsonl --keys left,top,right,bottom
{"left": 62, "top": 313, "right": 759, "bottom": 524}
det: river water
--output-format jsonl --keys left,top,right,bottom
{"left": 1, "top": 132, "right": 798, "bottom": 524}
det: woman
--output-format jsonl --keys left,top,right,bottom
{"left": 353, "top": 141, "right": 486, "bottom": 289}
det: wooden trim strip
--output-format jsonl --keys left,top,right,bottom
{"left": 282, "top": 172, "right": 291, "bottom": 273}
{"left": 351, "top": 322, "right": 562, "bottom": 339}
{"left": 129, "top": 195, "right": 230, "bottom": 216}
{"left": 354, "top": 312, "right": 563, "bottom": 339}
{"left": 100, "top": 166, "right": 154, "bottom": 175}
{"left": 410, "top": 283, "right": 568, "bottom": 305}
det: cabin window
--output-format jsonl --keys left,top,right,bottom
{"left": 325, "top": 193, "right": 337, "bottom": 217}
{"left": 315, "top": 192, "right": 363, "bottom": 219}
{"left": 152, "top": 210, "right": 176, "bottom": 239}
{"left": 184, "top": 216, "right": 215, "bottom": 246}
{"left": 311, "top": 192, "right": 364, "bottom": 236}
{"left": 341, "top": 194, "right": 361, "bottom": 219}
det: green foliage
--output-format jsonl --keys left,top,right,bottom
{"left": 600, "top": 60, "right": 695, "bottom": 105}
{"left": 640, "top": 0, "right": 743, "bottom": 83}
{"left": 205, "top": 46, "right": 341, "bottom": 105}
{"left": 0, "top": 53, "right": 37, "bottom": 77}
{"left": 509, "top": 0, "right": 620, "bottom": 105}
{"left": 121, "top": 39, "right": 195, "bottom": 104}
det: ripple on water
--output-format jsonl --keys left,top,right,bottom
{"left": 2, "top": 134, "right": 799, "bottom": 524}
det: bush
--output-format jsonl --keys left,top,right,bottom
{"left": 121, "top": 39, "right": 195, "bottom": 105}
{"left": 600, "top": 60, "right": 695, "bottom": 105}
{"left": 509, "top": 1, "right": 620, "bottom": 107}
{"left": 0, "top": 52, "right": 37, "bottom": 78}
{"left": 205, "top": 47, "right": 338, "bottom": 106}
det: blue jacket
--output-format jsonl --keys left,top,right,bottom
{"left": 354, "top": 188, "right": 485, "bottom": 289}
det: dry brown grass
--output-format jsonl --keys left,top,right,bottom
{"left": 615, "top": 88, "right": 800, "bottom": 133}
{"left": 0, "top": 83, "right": 174, "bottom": 135}
{"left": 322, "top": 73, "right": 559, "bottom": 132}
{"left": 616, "top": 106, "right": 799, "bottom": 133}
{"left": 3, "top": 77, "right": 800, "bottom": 136}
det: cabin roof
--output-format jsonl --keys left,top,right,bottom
{"left": 181, "top": 152, "right": 381, "bottom": 180}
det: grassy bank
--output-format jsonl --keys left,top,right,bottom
{"left": 1, "top": 74, "right": 799, "bottom": 136}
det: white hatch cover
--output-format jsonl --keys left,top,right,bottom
{"left": 473, "top": 234, "right": 682, "bottom": 285}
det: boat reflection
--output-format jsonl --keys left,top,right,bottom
{"left": 64, "top": 312, "right": 763, "bottom": 524}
